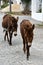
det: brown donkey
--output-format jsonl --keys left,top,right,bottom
{"left": 2, "top": 14, "right": 19, "bottom": 45}
{"left": 20, "top": 19, "right": 35, "bottom": 60}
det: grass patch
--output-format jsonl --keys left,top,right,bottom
{"left": 4, "top": 12, "right": 23, "bottom": 15}
{"left": 1, "top": 3, "right": 9, "bottom": 8}
{"left": 4, "top": 11, "right": 31, "bottom": 15}
{"left": 6, "top": 12, "right": 23, "bottom": 15}
{"left": 37, "top": 24, "right": 43, "bottom": 27}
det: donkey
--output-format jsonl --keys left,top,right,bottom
{"left": 2, "top": 14, "right": 19, "bottom": 45}
{"left": 20, "top": 19, "right": 35, "bottom": 60}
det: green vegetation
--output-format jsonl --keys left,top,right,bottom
{"left": 21, "top": 0, "right": 30, "bottom": 4}
{"left": 37, "top": 9, "right": 42, "bottom": 13}
{"left": 39, "top": 9, "right": 42, "bottom": 13}
{"left": 4, "top": 11, "right": 31, "bottom": 15}
{"left": 1, "top": 3, "right": 9, "bottom": 8}
{"left": 5, "top": 12, "right": 25, "bottom": 15}
{"left": 36, "top": 23, "right": 43, "bottom": 28}
{"left": 1, "top": 0, "right": 9, "bottom": 8}
{"left": 3, "top": 0, "right": 9, "bottom": 3}
{"left": 21, "top": 0, "right": 31, "bottom": 14}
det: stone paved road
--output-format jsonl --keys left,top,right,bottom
{"left": 0, "top": 13, "right": 43, "bottom": 65}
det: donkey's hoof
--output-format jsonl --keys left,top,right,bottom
{"left": 27, "top": 56, "right": 29, "bottom": 60}
{"left": 4, "top": 37, "right": 6, "bottom": 41}
{"left": 9, "top": 43, "right": 12, "bottom": 46}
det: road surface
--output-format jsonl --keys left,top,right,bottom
{"left": 0, "top": 13, "right": 43, "bottom": 65}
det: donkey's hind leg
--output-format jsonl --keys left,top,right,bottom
{"left": 4, "top": 31, "right": 9, "bottom": 42}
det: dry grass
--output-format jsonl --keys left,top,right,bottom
{"left": 1, "top": 4, "right": 23, "bottom": 12}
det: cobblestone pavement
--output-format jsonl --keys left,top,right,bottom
{"left": 0, "top": 13, "right": 43, "bottom": 65}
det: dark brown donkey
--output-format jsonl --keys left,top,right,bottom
{"left": 2, "top": 14, "right": 19, "bottom": 45}
{"left": 20, "top": 19, "right": 35, "bottom": 60}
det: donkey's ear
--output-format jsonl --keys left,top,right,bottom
{"left": 32, "top": 24, "right": 35, "bottom": 30}
{"left": 16, "top": 17, "right": 19, "bottom": 21}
